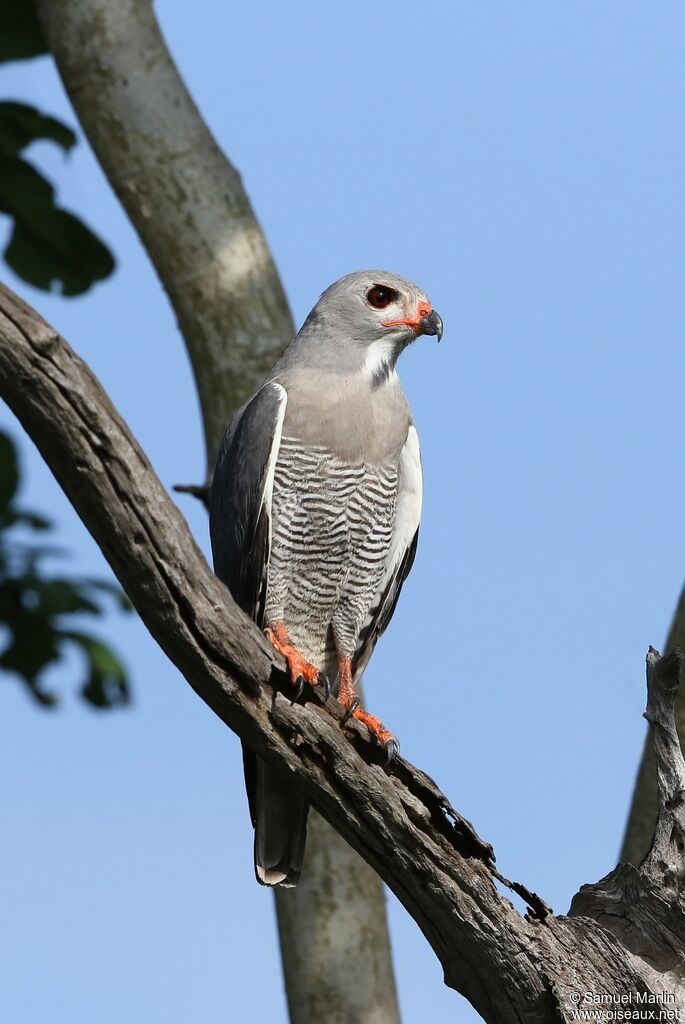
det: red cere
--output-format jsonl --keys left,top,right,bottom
{"left": 382, "top": 301, "right": 432, "bottom": 331}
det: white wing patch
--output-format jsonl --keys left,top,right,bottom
{"left": 261, "top": 382, "right": 288, "bottom": 517}
{"left": 261, "top": 383, "right": 287, "bottom": 584}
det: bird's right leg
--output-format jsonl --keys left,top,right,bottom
{"left": 265, "top": 621, "right": 329, "bottom": 700}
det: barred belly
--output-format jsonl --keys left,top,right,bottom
{"left": 264, "top": 435, "right": 398, "bottom": 673}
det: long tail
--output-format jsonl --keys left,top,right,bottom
{"left": 242, "top": 746, "right": 309, "bottom": 887}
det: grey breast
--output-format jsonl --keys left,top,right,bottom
{"left": 264, "top": 435, "right": 400, "bottom": 674}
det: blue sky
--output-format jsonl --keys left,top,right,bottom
{"left": 2, "top": 2, "right": 685, "bottom": 1021}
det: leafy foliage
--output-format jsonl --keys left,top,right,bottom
{"left": 0, "top": 8, "right": 127, "bottom": 708}
{"left": 0, "top": 3, "right": 116, "bottom": 295}
{"left": 0, "top": 431, "right": 132, "bottom": 708}
{"left": 0, "top": 0, "right": 46, "bottom": 64}
{"left": 0, "top": 101, "right": 115, "bottom": 295}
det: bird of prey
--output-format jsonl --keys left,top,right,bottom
{"left": 209, "top": 270, "right": 442, "bottom": 886}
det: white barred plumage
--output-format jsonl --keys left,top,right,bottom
{"left": 265, "top": 436, "right": 399, "bottom": 673}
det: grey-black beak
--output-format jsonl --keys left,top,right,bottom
{"left": 419, "top": 309, "right": 444, "bottom": 342}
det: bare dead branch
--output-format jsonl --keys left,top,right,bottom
{"left": 622, "top": 593, "right": 685, "bottom": 868}
{"left": 2, "top": 284, "right": 684, "bottom": 1022}
{"left": 570, "top": 649, "right": 685, "bottom": 1000}
{"left": 642, "top": 647, "right": 685, "bottom": 892}
{"left": 172, "top": 483, "right": 211, "bottom": 508}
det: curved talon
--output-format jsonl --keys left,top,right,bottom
{"left": 266, "top": 622, "right": 321, "bottom": 698}
{"left": 384, "top": 737, "right": 400, "bottom": 766}
{"left": 320, "top": 674, "right": 331, "bottom": 701}
{"left": 291, "top": 675, "right": 305, "bottom": 704}
{"left": 341, "top": 698, "right": 360, "bottom": 725}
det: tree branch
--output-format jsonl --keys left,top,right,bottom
{"left": 0, "top": 282, "right": 539, "bottom": 1020}
{"left": 622, "top": 588, "right": 685, "bottom": 866}
{"left": 571, "top": 648, "right": 685, "bottom": 996}
{"left": 642, "top": 647, "right": 685, "bottom": 892}
{"left": 3, "top": 284, "right": 684, "bottom": 1021}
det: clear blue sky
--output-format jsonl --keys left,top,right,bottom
{"left": 2, "top": 3, "right": 685, "bottom": 1021}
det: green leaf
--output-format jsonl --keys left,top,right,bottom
{"left": 0, "top": 0, "right": 47, "bottom": 64}
{"left": 0, "top": 152, "right": 54, "bottom": 213}
{"left": 0, "top": 432, "right": 131, "bottom": 709}
{"left": 0, "top": 101, "right": 76, "bottom": 156}
{"left": 0, "top": 616, "right": 60, "bottom": 682}
{"left": 76, "top": 634, "right": 127, "bottom": 681}
{"left": 5, "top": 207, "right": 116, "bottom": 295}
{"left": 0, "top": 155, "right": 115, "bottom": 295}
{"left": 12, "top": 543, "right": 69, "bottom": 570}
{"left": 8, "top": 509, "right": 52, "bottom": 530}
{"left": 0, "top": 430, "right": 19, "bottom": 518}
{"left": 64, "top": 631, "right": 130, "bottom": 709}
{"left": 30, "top": 578, "right": 100, "bottom": 616}
{"left": 20, "top": 677, "right": 58, "bottom": 707}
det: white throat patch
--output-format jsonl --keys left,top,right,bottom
{"left": 363, "top": 337, "right": 398, "bottom": 385}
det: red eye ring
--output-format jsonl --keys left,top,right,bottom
{"left": 367, "top": 285, "right": 397, "bottom": 310}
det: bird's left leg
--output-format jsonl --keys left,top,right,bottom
{"left": 336, "top": 653, "right": 399, "bottom": 763}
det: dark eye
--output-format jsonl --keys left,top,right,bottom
{"left": 366, "top": 285, "right": 397, "bottom": 309}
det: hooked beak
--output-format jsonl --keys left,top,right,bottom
{"left": 382, "top": 306, "right": 444, "bottom": 342}
{"left": 419, "top": 309, "right": 443, "bottom": 342}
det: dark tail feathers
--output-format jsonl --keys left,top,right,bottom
{"left": 243, "top": 746, "right": 309, "bottom": 887}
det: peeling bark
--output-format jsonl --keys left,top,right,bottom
{"left": 2, "top": 284, "right": 685, "bottom": 1024}
{"left": 622, "top": 588, "right": 685, "bottom": 867}
{"left": 573, "top": 649, "right": 685, "bottom": 999}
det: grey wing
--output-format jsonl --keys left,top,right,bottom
{"left": 209, "top": 381, "right": 287, "bottom": 627}
{"left": 352, "top": 425, "right": 423, "bottom": 681}
{"left": 211, "top": 381, "right": 307, "bottom": 887}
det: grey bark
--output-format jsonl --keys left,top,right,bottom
{"left": 275, "top": 813, "right": 401, "bottom": 1024}
{"left": 621, "top": 585, "right": 685, "bottom": 866}
{"left": 36, "top": 0, "right": 292, "bottom": 466}
{"left": 3, "top": 283, "right": 685, "bottom": 1024}
{"left": 34, "top": 2, "right": 401, "bottom": 1020}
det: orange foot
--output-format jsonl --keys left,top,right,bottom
{"left": 265, "top": 621, "right": 328, "bottom": 701}
{"left": 337, "top": 654, "right": 399, "bottom": 764}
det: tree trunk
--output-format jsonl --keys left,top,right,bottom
{"left": 275, "top": 811, "right": 401, "bottom": 1024}
{"left": 2, "top": 283, "right": 685, "bottom": 1022}
{"left": 35, "top": 2, "right": 401, "bottom": 1019}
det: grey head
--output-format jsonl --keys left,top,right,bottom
{"left": 280, "top": 270, "right": 443, "bottom": 386}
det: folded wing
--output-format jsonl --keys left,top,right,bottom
{"left": 353, "top": 424, "right": 422, "bottom": 682}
